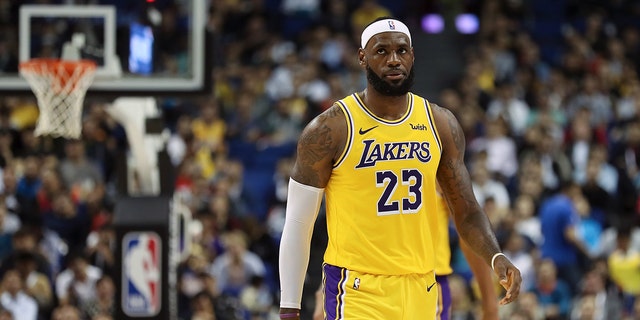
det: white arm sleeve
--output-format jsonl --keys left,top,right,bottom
{"left": 279, "top": 178, "right": 324, "bottom": 309}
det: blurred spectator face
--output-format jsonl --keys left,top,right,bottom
{"left": 98, "top": 228, "right": 115, "bottom": 247}
{"left": 514, "top": 194, "right": 535, "bottom": 219}
{"left": 2, "top": 167, "right": 16, "bottom": 191}
{"left": 210, "top": 195, "right": 229, "bottom": 227}
{"left": 581, "top": 270, "right": 604, "bottom": 294}
{"left": 585, "top": 159, "right": 600, "bottom": 182}
{"left": 14, "top": 255, "right": 37, "bottom": 279}
{"left": 0, "top": 129, "right": 12, "bottom": 149}
{"left": 616, "top": 232, "right": 631, "bottom": 251}
{"left": 20, "top": 129, "right": 38, "bottom": 152}
{"left": 192, "top": 292, "right": 214, "bottom": 313}
{"left": 52, "top": 305, "right": 81, "bottom": 320}
{"left": 518, "top": 292, "right": 541, "bottom": 316}
{"left": 42, "top": 155, "right": 59, "bottom": 171}
{"left": 23, "top": 156, "right": 39, "bottom": 179}
{"left": 576, "top": 294, "right": 596, "bottom": 320}
{"left": 496, "top": 83, "right": 516, "bottom": 101}
{"left": 582, "top": 75, "right": 599, "bottom": 94}
{"left": 64, "top": 140, "right": 85, "bottom": 160}
{"left": 69, "top": 256, "right": 88, "bottom": 280}
{"left": 626, "top": 120, "right": 640, "bottom": 145}
{"left": 41, "top": 169, "right": 63, "bottom": 191}
{"left": 187, "top": 253, "right": 208, "bottom": 273}
{"left": 448, "top": 275, "right": 470, "bottom": 307}
{"left": 200, "top": 273, "right": 219, "bottom": 297}
{"left": 485, "top": 117, "right": 508, "bottom": 138}
{"left": 224, "top": 231, "right": 248, "bottom": 259}
{"left": 439, "top": 89, "right": 462, "bottom": 111}
{"left": 505, "top": 232, "right": 525, "bottom": 253}
{"left": 570, "top": 117, "right": 592, "bottom": 142}
{"left": 574, "top": 195, "right": 590, "bottom": 218}
{"left": 2, "top": 270, "right": 22, "bottom": 295}
{"left": 96, "top": 276, "right": 115, "bottom": 300}
{"left": 565, "top": 182, "right": 584, "bottom": 201}
{"left": 176, "top": 115, "right": 192, "bottom": 137}
{"left": 518, "top": 176, "right": 543, "bottom": 200}
{"left": 471, "top": 164, "right": 490, "bottom": 185}
{"left": 52, "top": 192, "right": 76, "bottom": 217}
{"left": 12, "top": 231, "right": 37, "bottom": 251}
{"left": 200, "top": 102, "right": 219, "bottom": 123}
{"left": 622, "top": 27, "right": 639, "bottom": 49}
{"left": 0, "top": 310, "right": 12, "bottom": 320}
{"left": 537, "top": 260, "right": 557, "bottom": 285}
{"left": 607, "top": 38, "right": 625, "bottom": 60}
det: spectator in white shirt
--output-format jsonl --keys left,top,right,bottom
{"left": 55, "top": 252, "right": 102, "bottom": 306}
{"left": 0, "top": 269, "right": 37, "bottom": 320}
{"left": 209, "top": 230, "right": 266, "bottom": 296}
{"left": 486, "top": 79, "right": 530, "bottom": 138}
{"left": 469, "top": 117, "right": 519, "bottom": 182}
{"left": 470, "top": 160, "right": 511, "bottom": 210}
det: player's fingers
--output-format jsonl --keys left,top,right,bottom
{"left": 499, "top": 268, "right": 521, "bottom": 305}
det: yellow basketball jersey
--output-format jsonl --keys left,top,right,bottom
{"left": 432, "top": 190, "right": 454, "bottom": 276}
{"left": 324, "top": 93, "right": 442, "bottom": 275}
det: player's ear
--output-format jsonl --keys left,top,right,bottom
{"left": 358, "top": 49, "right": 366, "bottom": 65}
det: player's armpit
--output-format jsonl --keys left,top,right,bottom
{"left": 291, "top": 104, "right": 347, "bottom": 188}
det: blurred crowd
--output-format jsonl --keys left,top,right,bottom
{"left": 0, "top": 0, "right": 640, "bottom": 320}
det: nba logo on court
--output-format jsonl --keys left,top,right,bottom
{"left": 122, "top": 231, "right": 162, "bottom": 317}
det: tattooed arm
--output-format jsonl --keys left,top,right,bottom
{"left": 432, "top": 103, "right": 521, "bottom": 305}
{"left": 279, "top": 104, "right": 347, "bottom": 319}
{"left": 290, "top": 104, "right": 347, "bottom": 188}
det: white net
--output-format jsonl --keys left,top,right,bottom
{"left": 19, "top": 59, "right": 97, "bottom": 139}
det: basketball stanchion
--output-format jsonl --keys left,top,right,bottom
{"left": 19, "top": 58, "right": 97, "bottom": 139}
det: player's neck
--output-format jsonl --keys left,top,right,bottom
{"left": 360, "top": 89, "right": 410, "bottom": 121}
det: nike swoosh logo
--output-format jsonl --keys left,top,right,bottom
{"left": 358, "top": 126, "right": 378, "bottom": 135}
{"left": 427, "top": 282, "right": 436, "bottom": 292}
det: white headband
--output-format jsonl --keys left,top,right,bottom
{"left": 360, "top": 19, "right": 412, "bottom": 49}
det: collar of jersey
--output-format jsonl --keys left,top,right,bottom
{"left": 353, "top": 92, "right": 413, "bottom": 125}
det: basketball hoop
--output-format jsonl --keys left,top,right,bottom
{"left": 19, "top": 58, "right": 97, "bottom": 139}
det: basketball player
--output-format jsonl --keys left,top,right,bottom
{"left": 312, "top": 187, "right": 499, "bottom": 320}
{"left": 279, "top": 17, "right": 521, "bottom": 320}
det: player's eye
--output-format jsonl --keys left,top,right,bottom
{"left": 377, "top": 48, "right": 386, "bottom": 54}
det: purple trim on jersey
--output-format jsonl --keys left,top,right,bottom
{"left": 436, "top": 275, "right": 452, "bottom": 320}
{"left": 424, "top": 99, "right": 442, "bottom": 152}
{"left": 323, "top": 263, "right": 347, "bottom": 320}
{"left": 353, "top": 93, "right": 414, "bottom": 125}
{"left": 334, "top": 99, "right": 354, "bottom": 169}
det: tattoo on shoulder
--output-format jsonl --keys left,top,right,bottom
{"left": 435, "top": 105, "right": 465, "bottom": 152}
{"left": 296, "top": 105, "right": 343, "bottom": 183}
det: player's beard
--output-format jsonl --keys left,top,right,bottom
{"left": 366, "top": 65, "right": 415, "bottom": 96}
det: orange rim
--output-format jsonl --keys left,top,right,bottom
{"left": 19, "top": 58, "right": 97, "bottom": 92}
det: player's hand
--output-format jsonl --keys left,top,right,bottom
{"left": 492, "top": 255, "right": 522, "bottom": 305}
{"left": 279, "top": 308, "right": 301, "bottom": 320}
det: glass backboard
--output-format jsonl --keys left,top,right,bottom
{"left": 0, "top": 0, "right": 208, "bottom": 95}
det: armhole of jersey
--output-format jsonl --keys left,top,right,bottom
{"left": 333, "top": 100, "right": 353, "bottom": 169}
{"left": 424, "top": 99, "right": 442, "bottom": 154}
